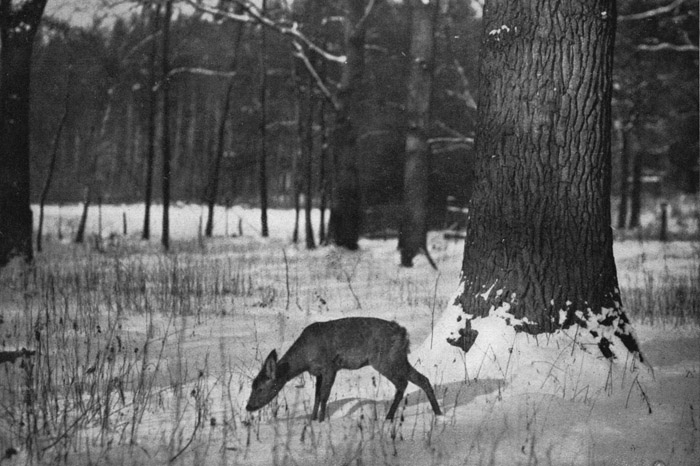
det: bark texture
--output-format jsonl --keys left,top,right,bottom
{"left": 456, "top": 0, "right": 640, "bottom": 359}
{"left": 328, "top": 0, "right": 367, "bottom": 250}
{"left": 0, "top": 0, "right": 47, "bottom": 266}
{"left": 400, "top": 0, "right": 438, "bottom": 267}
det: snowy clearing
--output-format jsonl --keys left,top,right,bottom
{"left": 0, "top": 204, "right": 698, "bottom": 465}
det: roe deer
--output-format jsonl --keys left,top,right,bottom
{"left": 245, "top": 317, "right": 442, "bottom": 421}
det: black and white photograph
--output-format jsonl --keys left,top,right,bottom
{"left": 1, "top": 0, "right": 698, "bottom": 464}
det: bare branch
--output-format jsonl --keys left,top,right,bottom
{"left": 637, "top": 42, "right": 699, "bottom": 52}
{"left": 618, "top": 0, "right": 691, "bottom": 21}
{"left": 184, "top": 0, "right": 345, "bottom": 64}
{"left": 292, "top": 42, "right": 340, "bottom": 111}
{"left": 168, "top": 67, "right": 239, "bottom": 78}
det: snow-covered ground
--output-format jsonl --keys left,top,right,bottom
{"left": 1, "top": 203, "right": 698, "bottom": 465}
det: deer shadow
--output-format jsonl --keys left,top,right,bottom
{"left": 325, "top": 378, "right": 503, "bottom": 420}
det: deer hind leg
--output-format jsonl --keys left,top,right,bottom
{"left": 311, "top": 375, "right": 323, "bottom": 420}
{"left": 386, "top": 377, "right": 408, "bottom": 421}
{"left": 316, "top": 370, "right": 336, "bottom": 422}
{"left": 407, "top": 365, "right": 442, "bottom": 415}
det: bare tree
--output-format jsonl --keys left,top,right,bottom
{"left": 399, "top": 0, "right": 439, "bottom": 268}
{"left": 143, "top": 2, "right": 161, "bottom": 240}
{"left": 0, "top": 0, "right": 48, "bottom": 266}
{"left": 161, "top": 0, "right": 173, "bottom": 250}
{"left": 328, "top": 0, "right": 371, "bottom": 250}
{"left": 258, "top": 0, "right": 270, "bottom": 238}
{"left": 205, "top": 9, "right": 245, "bottom": 237}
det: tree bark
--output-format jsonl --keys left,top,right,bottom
{"left": 0, "top": 0, "right": 48, "bottom": 267}
{"left": 456, "top": 0, "right": 641, "bottom": 359}
{"left": 328, "top": 0, "right": 368, "bottom": 250}
{"left": 400, "top": 0, "right": 439, "bottom": 267}
{"left": 143, "top": 2, "right": 160, "bottom": 241}
{"left": 161, "top": 0, "right": 173, "bottom": 250}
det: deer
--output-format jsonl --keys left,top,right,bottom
{"left": 245, "top": 317, "right": 442, "bottom": 422}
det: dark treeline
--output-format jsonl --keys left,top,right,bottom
{"left": 26, "top": 0, "right": 698, "bottom": 229}
{"left": 28, "top": 0, "right": 479, "bottom": 228}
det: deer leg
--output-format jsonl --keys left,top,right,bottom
{"left": 408, "top": 365, "right": 442, "bottom": 415}
{"left": 311, "top": 375, "right": 323, "bottom": 420}
{"left": 386, "top": 378, "right": 408, "bottom": 421}
{"left": 317, "top": 370, "right": 336, "bottom": 422}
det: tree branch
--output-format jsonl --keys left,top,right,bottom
{"left": 637, "top": 42, "right": 699, "bottom": 52}
{"left": 292, "top": 42, "right": 340, "bottom": 111}
{"left": 618, "top": 0, "right": 691, "bottom": 21}
{"left": 184, "top": 0, "right": 345, "bottom": 64}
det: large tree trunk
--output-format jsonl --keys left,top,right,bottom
{"left": 328, "top": 0, "right": 368, "bottom": 250}
{"left": 143, "top": 2, "right": 160, "bottom": 241}
{"left": 161, "top": 0, "right": 172, "bottom": 250}
{"left": 451, "top": 0, "right": 641, "bottom": 359}
{"left": 399, "top": 0, "right": 439, "bottom": 267}
{"left": 0, "top": 0, "right": 47, "bottom": 267}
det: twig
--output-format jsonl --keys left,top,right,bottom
{"left": 185, "top": 0, "right": 345, "bottom": 64}
{"left": 619, "top": 0, "right": 689, "bottom": 21}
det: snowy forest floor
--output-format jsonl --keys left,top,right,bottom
{"left": 0, "top": 204, "right": 698, "bottom": 465}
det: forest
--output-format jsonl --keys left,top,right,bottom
{"left": 0, "top": 1, "right": 699, "bottom": 465}
{"left": 18, "top": 0, "right": 700, "bottom": 236}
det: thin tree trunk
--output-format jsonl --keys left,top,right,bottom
{"left": 629, "top": 135, "right": 642, "bottom": 228}
{"left": 143, "top": 2, "right": 161, "bottom": 240}
{"left": 258, "top": 0, "right": 269, "bottom": 237}
{"left": 161, "top": 0, "right": 173, "bottom": 250}
{"left": 205, "top": 17, "right": 244, "bottom": 237}
{"left": 75, "top": 188, "right": 90, "bottom": 244}
{"left": 616, "top": 123, "right": 631, "bottom": 230}
{"left": 318, "top": 97, "right": 329, "bottom": 244}
{"left": 37, "top": 90, "right": 69, "bottom": 252}
{"left": 0, "top": 0, "right": 48, "bottom": 267}
{"left": 455, "top": 0, "right": 641, "bottom": 359}
{"left": 304, "top": 72, "right": 316, "bottom": 249}
{"left": 328, "top": 0, "right": 368, "bottom": 250}
{"left": 400, "top": 0, "right": 438, "bottom": 267}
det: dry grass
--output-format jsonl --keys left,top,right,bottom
{"left": 0, "top": 233, "right": 698, "bottom": 465}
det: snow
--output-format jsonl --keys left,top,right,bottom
{"left": 1, "top": 203, "right": 698, "bottom": 465}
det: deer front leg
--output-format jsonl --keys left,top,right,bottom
{"left": 317, "top": 370, "right": 337, "bottom": 422}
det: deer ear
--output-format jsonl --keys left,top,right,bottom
{"left": 263, "top": 350, "right": 278, "bottom": 379}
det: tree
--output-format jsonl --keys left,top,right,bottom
{"left": 399, "top": 0, "right": 439, "bottom": 268}
{"left": 205, "top": 8, "right": 245, "bottom": 238}
{"left": 143, "top": 2, "right": 161, "bottom": 240}
{"left": 0, "top": 0, "right": 48, "bottom": 267}
{"left": 327, "top": 0, "right": 370, "bottom": 250}
{"left": 161, "top": 0, "right": 173, "bottom": 250}
{"left": 448, "top": 0, "right": 642, "bottom": 359}
{"left": 258, "top": 0, "right": 270, "bottom": 238}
